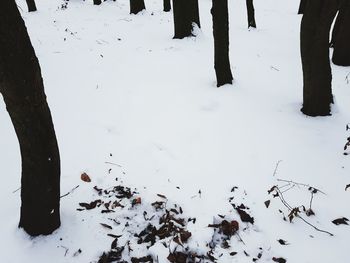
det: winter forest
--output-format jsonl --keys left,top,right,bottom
{"left": 0, "top": 0, "right": 350, "bottom": 262}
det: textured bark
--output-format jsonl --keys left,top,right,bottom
{"left": 130, "top": 0, "right": 145, "bottom": 14}
{"left": 26, "top": 0, "right": 37, "bottom": 12}
{"left": 211, "top": 0, "right": 233, "bottom": 87}
{"left": 93, "top": 0, "right": 102, "bottom": 5}
{"left": 300, "top": 0, "right": 339, "bottom": 116}
{"left": 298, "top": 0, "right": 307, "bottom": 14}
{"left": 246, "top": 0, "right": 256, "bottom": 28}
{"left": 164, "top": 0, "right": 171, "bottom": 12}
{"left": 0, "top": 0, "right": 60, "bottom": 235}
{"left": 332, "top": 1, "right": 350, "bottom": 66}
{"left": 172, "top": 0, "right": 200, "bottom": 39}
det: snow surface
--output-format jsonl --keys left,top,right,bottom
{"left": 0, "top": 0, "right": 350, "bottom": 262}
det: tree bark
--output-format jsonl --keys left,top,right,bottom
{"left": 300, "top": 0, "right": 339, "bottom": 116}
{"left": 164, "top": 0, "right": 171, "bottom": 12}
{"left": 211, "top": 0, "right": 233, "bottom": 87}
{"left": 172, "top": 0, "right": 200, "bottom": 39}
{"left": 130, "top": 0, "right": 145, "bottom": 14}
{"left": 93, "top": 0, "right": 102, "bottom": 5}
{"left": 0, "top": 0, "right": 60, "bottom": 235}
{"left": 26, "top": 0, "right": 37, "bottom": 12}
{"left": 246, "top": 0, "right": 256, "bottom": 28}
{"left": 329, "top": 1, "right": 344, "bottom": 47}
{"left": 332, "top": 1, "right": 350, "bottom": 66}
{"left": 298, "top": 0, "right": 307, "bottom": 14}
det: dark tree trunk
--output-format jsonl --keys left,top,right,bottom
{"left": 300, "top": 0, "right": 339, "bottom": 116}
{"left": 329, "top": 1, "right": 344, "bottom": 47}
{"left": 246, "top": 0, "right": 256, "bottom": 28}
{"left": 93, "top": 0, "right": 102, "bottom": 5}
{"left": 164, "top": 0, "right": 171, "bottom": 12}
{"left": 130, "top": 0, "right": 145, "bottom": 14}
{"left": 26, "top": 0, "right": 37, "bottom": 12}
{"left": 172, "top": 0, "right": 201, "bottom": 39}
{"left": 0, "top": 0, "right": 60, "bottom": 236}
{"left": 298, "top": 0, "right": 307, "bottom": 14}
{"left": 332, "top": 1, "right": 350, "bottom": 66}
{"left": 211, "top": 0, "right": 233, "bottom": 87}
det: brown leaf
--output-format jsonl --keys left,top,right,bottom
{"left": 272, "top": 257, "right": 287, "bottom": 263}
{"left": 79, "top": 199, "right": 102, "bottom": 210}
{"left": 81, "top": 172, "right": 91, "bottom": 182}
{"left": 131, "top": 256, "right": 153, "bottom": 263}
{"left": 167, "top": 252, "right": 187, "bottom": 263}
{"left": 236, "top": 208, "right": 254, "bottom": 224}
{"left": 180, "top": 231, "right": 192, "bottom": 243}
{"left": 132, "top": 197, "right": 142, "bottom": 207}
{"left": 332, "top": 217, "right": 349, "bottom": 225}
{"left": 277, "top": 239, "right": 289, "bottom": 245}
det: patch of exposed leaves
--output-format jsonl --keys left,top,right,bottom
{"left": 77, "top": 183, "right": 282, "bottom": 263}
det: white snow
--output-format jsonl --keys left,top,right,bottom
{"left": 0, "top": 0, "right": 349, "bottom": 262}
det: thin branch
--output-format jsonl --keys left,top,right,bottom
{"left": 276, "top": 179, "right": 326, "bottom": 195}
{"left": 297, "top": 215, "right": 333, "bottom": 236}
{"left": 272, "top": 160, "right": 282, "bottom": 177}
{"left": 12, "top": 187, "right": 21, "bottom": 193}
{"left": 309, "top": 192, "right": 314, "bottom": 210}
{"left": 273, "top": 187, "right": 333, "bottom": 236}
{"left": 60, "top": 185, "right": 79, "bottom": 198}
{"left": 104, "top": 161, "right": 122, "bottom": 167}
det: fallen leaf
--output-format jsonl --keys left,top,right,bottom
{"left": 132, "top": 197, "right": 142, "bottom": 206}
{"left": 235, "top": 208, "right": 254, "bottom": 224}
{"left": 277, "top": 239, "right": 289, "bottom": 245}
{"left": 81, "top": 172, "right": 91, "bottom": 182}
{"left": 332, "top": 217, "right": 349, "bottom": 225}
{"left": 131, "top": 255, "right": 153, "bottom": 263}
{"left": 73, "top": 249, "right": 82, "bottom": 257}
{"left": 272, "top": 257, "right": 287, "bottom": 263}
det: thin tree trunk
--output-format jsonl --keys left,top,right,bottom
{"left": 0, "top": 0, "right": 60, "bottom": 236}
{"left": 164, "top": 0, "right": 171, "bottom": 12}
{"left": 130, "top": 0, "right": 145, "bottom": 14}
{"left": 172, "top": 0, "right": 200, "bottom": 39}
{"left": 298, "top": 0, "right": 307, "bottom": 14}
{"left": 93, "top": 0, "right": 102, "bottom": 5}
{"left": 26, "top": 0, "right": 37, "bottom": 12}
{"left": 300, "top": 0, "right": 339, "bottom": 116}
{"left": 330, "top": 1, "right": 344, "bottom": 47}
{"left": 332, "top": 0, "right": 350, "bottom": 66}
{"left": 246, "top": 0, "right": 256, "bottom": 28}
{"left": 211, "top": 0, "right": 233, "bottom": 87}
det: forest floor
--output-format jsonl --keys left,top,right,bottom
{"left": 1, "top": 0, "right": 350, "bottom": 262}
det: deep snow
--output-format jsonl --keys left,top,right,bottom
{"left": 0, "top": 0, "right": 350, "bottom": 262}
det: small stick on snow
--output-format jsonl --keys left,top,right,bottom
{"left": 104, "top": 161, "right": 122, "bottom": 167}
{"left": 60, "top": 185, "right": 80, "bottom": 198}
{"left": 12, "top": 187, "right": 21, "bottom": 193}
{"left": 272, "top": 160, "right": 282, "bottom": 177}
{"left": 276, "top": 179, "right": 326, "bottom": 195}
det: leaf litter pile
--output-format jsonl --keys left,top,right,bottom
{"left": 75, "top": 180, "right": 285, "bottom": 263}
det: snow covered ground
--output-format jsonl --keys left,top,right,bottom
{"left": 0, "top": 0, "right": 350, "bottom": 262}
